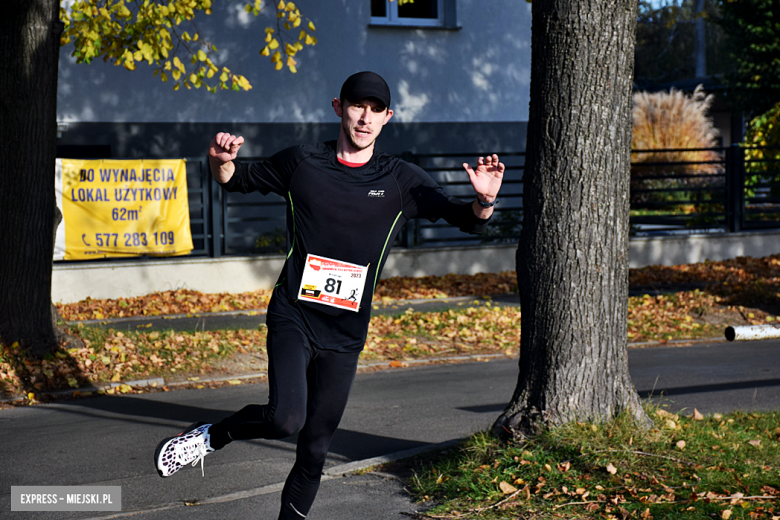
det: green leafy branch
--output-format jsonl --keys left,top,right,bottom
{"left": 59, "top": 0, "right": 317, "bottom": 92}
{"left": 255, "top": 1, "right": 316, "bottom": 73}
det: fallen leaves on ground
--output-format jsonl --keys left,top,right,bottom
{"left": 630, "top": 254, "right": 780, "bottom": 288}
{"left": 362, "top": 302, "right": 522, "bottom": 363}
{"left": 2, "top": 301, "right": 524, "bottom": 401}
{"left": 54, "top": 272, "right": 519, "bottom": 322}
{"left": 632, "top": 254, "right": 780, "bottom": 323}
{"left": 55, "top": 254, "right": 780, "bottom": 323}
{"left": 373, "top": 272, "right": 518, "bottom": 302}
{"left": 0, "top": 328, "right": 268, "bottom": 402}
{"left": 627, "top": 290, "right": 722, "bottom": 343}
{"left": 52, "top": 254, "right": 780, "bottom": 347}
{"left": 4, "top": 254, "right": 779, "bottom": 403}
{"left": 57, "top": 288, "right": 272, "bottom": 321}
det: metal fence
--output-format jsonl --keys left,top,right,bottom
{"left": 737, "top": 146, "right": 780, "bottom": 230}
{"left": 206, "top": 151, "right": 528, "bottom": 256}
{"left": 57, "top": 145, "right": 780, "bottom": 263}
{"left": 629, "top": 145, "right": 780, "bottom": 235}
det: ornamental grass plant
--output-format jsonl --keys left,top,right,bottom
{"left": 631, "top": 85, "right": 723, "bottom": 211}
{"left": 632, "top": 85, "right": 721, "bottom": 166}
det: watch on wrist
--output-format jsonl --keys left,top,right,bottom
{"left": 477, "top": 198, "right": 497, "bottom": 208}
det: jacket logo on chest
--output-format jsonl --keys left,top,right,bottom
{"left": 368, "top": 190, "right": 385, "bottom": 198}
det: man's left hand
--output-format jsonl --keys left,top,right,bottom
{"left": 463, "top": 154, "right": 505, "bottom": 203}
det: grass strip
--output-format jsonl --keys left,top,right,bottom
{"left": 405, "top": 406, "right": 780, "bottom": 519}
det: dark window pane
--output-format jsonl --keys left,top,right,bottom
{"left": 371, "top": 0, "right": 386, "bottom": 17}
{"left": 398, "top": 0, "right": 437, "bottom": 19}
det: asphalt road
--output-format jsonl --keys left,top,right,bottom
{"left": 1, "top": 338, "right": 778, "bottom": 519}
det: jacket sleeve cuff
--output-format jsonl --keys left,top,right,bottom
{"left": 217, "top": 161, "right": 246, "bottom": 192}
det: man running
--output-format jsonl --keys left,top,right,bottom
{"left": 154, "top": 71, "right": 504, "bottom": 519}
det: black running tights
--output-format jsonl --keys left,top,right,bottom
{"left": 207, "top": 320, "right": 360, "bottom": 519}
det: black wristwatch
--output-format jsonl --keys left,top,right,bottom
{"left": 477, "top": 198, "right": 497, "bottom": 208}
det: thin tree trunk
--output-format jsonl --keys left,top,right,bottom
{"left": 0, "top": 0, "right": 63, "bottom": 357}
{"left": 493, "top": 0, "right": 650, "bottom": 438}
{"left": 694, "top": 0, "right": 707, "bottom": 78}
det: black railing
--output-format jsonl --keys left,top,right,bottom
{"left": 630, "top": 145, "right": 780, "bottom": 235}
{"left": 630, "top": 147, "right": 730, "bottom": 235}
{"left": 55, "top": 145, "right": 780, "bottom": 263}
{"left": 400, "top": 151, "right": 526, "bottom": 247}
{"left": 742, "top": 146, "right": 780, "bottom": 230}
{"left": 212, "top": 151, "right": 528, "bottom": 255}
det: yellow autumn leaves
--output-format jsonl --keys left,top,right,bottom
{"left": 59, "top": 0, "right": 317, "bottom": 92}
{"left": 1, "top": 302, "right": 518, "bottom": 399}
{"left": 0, "top": 328, "right": 268, "bottom": 399}
{"left": 255, "top": 1, "right": 317, "bottom": 73}
{"left": 362, "top": 303, "right": 522, "bottom": 363}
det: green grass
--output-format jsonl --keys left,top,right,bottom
{"left": 406, "top": 405, "right": 780, "bottom": 519}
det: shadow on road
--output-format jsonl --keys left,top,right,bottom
{"left": 636, "top": 377, "right": 780, "bottom": 398}
{"left": 42, "top": 392, "right": 431, "bottom": 462}
{"left": 456, "top": 376, "right": 780, "bottom": 417}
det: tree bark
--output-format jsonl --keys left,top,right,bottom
{"left": 493, "top": 0, "right": 650, "bottom": 438}
{"left": 0, "top": 0, "right": 63, "bottom": 357}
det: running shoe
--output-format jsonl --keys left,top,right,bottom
{"left": 154, "top": 422, "right": 214, "bottom": 477}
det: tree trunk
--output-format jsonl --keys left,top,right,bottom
{"left": 694, "top": 0, "right": 707, "bottom": 78}
{"left": 493, "top": 0, "right": 650, "bottom": 438}
{"left": 0, "top": 0, "right": 63, "bottom": 357}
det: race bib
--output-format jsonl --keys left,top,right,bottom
{"left": 298, "top": 254, "right": 369, "bottom": 312}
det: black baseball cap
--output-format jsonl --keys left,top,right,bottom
{"left": 339, "top": 71, "right": 391, "bottom": 108}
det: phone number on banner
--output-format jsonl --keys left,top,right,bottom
{"left": 88, "top": 231, "right": 177, "bottom": 248}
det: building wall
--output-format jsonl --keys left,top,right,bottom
{"left": 57, "top": 1, "right": 532, "bottom": 156}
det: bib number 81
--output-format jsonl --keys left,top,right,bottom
{"left": 324, "top": 278, "right": 342, "bottom": 294}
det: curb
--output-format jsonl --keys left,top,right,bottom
{"left": 322, "top": 438, "right": 463, "bottom": 477}
{"left": 629, "top": 336, "right": 727, "bottom": 347}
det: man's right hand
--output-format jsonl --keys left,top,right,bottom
{"left": 209, "top": 132, "right": 244, "bottom": 164}
{"left": 208, "top": 133, "right": 244, "bottom": 183}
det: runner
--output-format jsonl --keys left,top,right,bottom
{"left": 154, "top": 71, "right": 504, "bottom": 519}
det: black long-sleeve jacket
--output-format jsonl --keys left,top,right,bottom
{"left": 220, "top": 141, "right": 490, "bottom": 352}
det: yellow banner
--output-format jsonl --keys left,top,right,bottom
{"left": 61, "top": 159, "right": 193, "bottom": 260}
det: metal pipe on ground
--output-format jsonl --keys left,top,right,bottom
{"left": 725, "top": 324, "right": 780, "bottom": 342}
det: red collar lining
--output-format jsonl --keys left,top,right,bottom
{"left": 337, "top": 157, "right": 368, "bottom": 168}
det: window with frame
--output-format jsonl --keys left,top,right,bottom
{"left": 370, "top": 0, "right": 456, "bottom": 28}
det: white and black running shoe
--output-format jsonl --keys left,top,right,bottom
{"left": 154, "top": 422, "right": 214, "bottom": 478}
